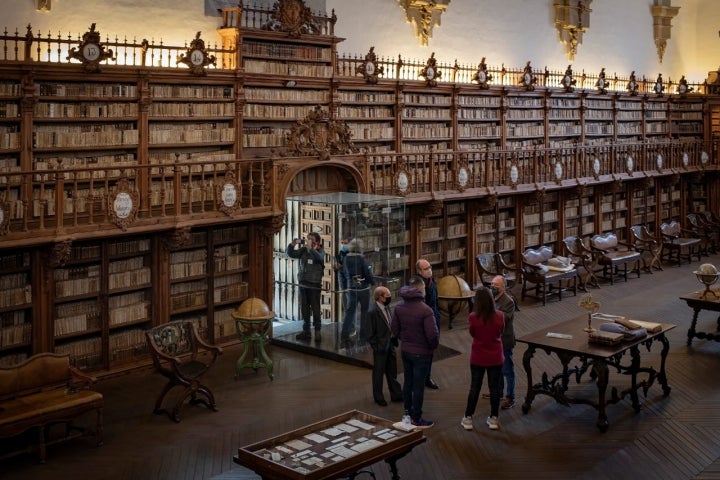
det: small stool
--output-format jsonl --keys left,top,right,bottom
{"left": 232, "top": 298, "right": 274, "bottom": 381}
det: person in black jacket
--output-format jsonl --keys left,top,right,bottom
{"left": 286, "top": 232, "right": 325, "bottom": 342}
{"left": 366, "top": 285, "right": 402, "bottom": 406}
{"left": 340, "top": 239, "right": 374, "bottom": 343}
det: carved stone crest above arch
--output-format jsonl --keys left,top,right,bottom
{"left": 162, "top": 227, "right": 192, "bottom": 251}
{"left": 421, "top": 199, "right": 443, "bottom": 217}
{"left": 45, "top": 240, "right": 72, "bottom": 268}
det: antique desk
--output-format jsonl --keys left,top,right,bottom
{"left": 234, "top": 410, "right": 426, "bottom": 480}
{"left": 679, "top": 288, "right": 720, "bottom": 346}
{"left": 517, "top": 316, "right": 674, "bottom": 432}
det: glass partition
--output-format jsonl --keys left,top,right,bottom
{"left": 274, "top": 192, "right": 407, "bottom": 354}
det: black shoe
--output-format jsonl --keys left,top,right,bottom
{"left": 295, "top": 331, "right": 311, "bottom": 341}
{"left": 375, "top": 399, "right": 388, "bottom": 407}
{"left": 425, "top": 378, "right": 439, "bottom": 389}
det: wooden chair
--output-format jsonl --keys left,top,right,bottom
{"left": 589, "top": 232, "right": 641, "bottom": 284}
{"left": 562, "top": 235, "right": 599, "bottom": 290}
{"left": 475, "top": 252, "right": 521, "bottom": 308}
{"left": 660, "top": 220, "right": 702, "bottom": 267}
{"left": 145, "top": 320, "right": 223, "bottom": 422}
{"left": 520, "top": 245, "right": 577, "bottom": 306}
{"left": 629, "top": 225, "right": 663, "bottom": 273}
{"left": 688, "top": 212, "right": 720, "bottom": 255}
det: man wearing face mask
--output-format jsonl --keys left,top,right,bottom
{"left": 366, "top": 286, "right": 402, "bottom": 406}
{"left": 489, "top": 275, "right": 516, "bottom": 409}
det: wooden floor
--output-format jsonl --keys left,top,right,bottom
{"left": 5, "top": 253, "right": 720, "bottom": 480}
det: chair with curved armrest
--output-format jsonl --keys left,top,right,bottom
{"left": 690, "top": 212, "right": 720, "bottom": 254}
{"left": 589, "top": 232, "right": 641, "bottom": 285}
{"left": 520, "top": 245, "right": 577, "bottom": 306}
{"left": 660, "top": 220, "right": 702, "bottom": 266}
{"left": 562, "top": 235, "right": 599, "bottom": 290}
{"left": 629, "top": 225, "right": 663, "bottom": 273}
{"left": 146, "top": 320, "right": 223, "bottom": 422}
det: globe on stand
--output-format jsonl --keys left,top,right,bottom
{"left": 578, "top": 293, "right": 601, "bottom": 333}
{"left": 694, "top": 263, "right": 719, "bottom": 300}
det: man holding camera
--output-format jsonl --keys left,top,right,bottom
{"left": 286, "top": 232, "right": 325, "bottom": 342}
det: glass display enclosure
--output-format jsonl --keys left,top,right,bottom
{"left": 273, "top": 192, "right": 407, "bottom": 352}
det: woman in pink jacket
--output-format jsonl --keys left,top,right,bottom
{"left": 461, "top": 287, "right": 505, "bottom": 431}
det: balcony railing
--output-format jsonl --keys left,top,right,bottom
{"left": 0, "top": 140, "right": 715, "bottom": 248}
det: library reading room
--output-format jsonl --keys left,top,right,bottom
{"left": 2, "top": 0, "right": 720, "bottom": 478}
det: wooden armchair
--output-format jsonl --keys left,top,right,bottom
{"left": 145, "top": 320, "right": 223, "bottom": 422}
{"left": 589, "top": 232, "right": 641, "bottom": 284}
{"left": 687, "top": 213, "right": 719, "bottom": 255}
{"left": 475, "top": 252, "right": 521, "bottom": 308}
{"left": 629, "top": 225, "right": 663, "bottom": 273}
{"left": 520, "top": 245, "right": 577, "bottom": 305}
{"left": 562, "top": 235, "right": 599, "bottom": 290}
{"left": 660, "top": 220, "right": 702, "bottom": 267}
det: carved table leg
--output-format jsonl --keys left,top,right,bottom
{"left": 657, "top": 332, "right": 672, "bottom": 396}
{"left": 628, "top": 346, "right": 641, "bottom": 412}
{"left": 521, "top": 346, "right": 536, "bottom": 414}
{"left": 593, "top": 359, "right": 610, "bottom": 432}
{"left": 688, "top": 308, "right": 701, "bottom": 346}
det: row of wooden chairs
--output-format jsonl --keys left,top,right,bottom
{"left": 476, "top": 212, "right": 718, "bottom": 306}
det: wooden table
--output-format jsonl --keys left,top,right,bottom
{"left": 234, "top": 410, "right": 426, "bottom": 480}
{"left": 517, "top": 316, "right": 674, "bottom": 432}
{"left": 679, "top": 288, "right": 720, "bottom": 346}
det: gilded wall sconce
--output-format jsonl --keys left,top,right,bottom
{"left": 398, "top": 0, "right": 450, "bottom": 46}
{"left": 554, "top": 0, "right": 593, "bottom": 61}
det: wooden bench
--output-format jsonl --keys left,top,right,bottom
{"left": 521, "top": 245, "right": 577, "bottom": 305}
{"left": 590, "top": 232, "right": 641, "bottom": 284}
{"left": 0, "top": 353, "right": 104, "bottom": 463}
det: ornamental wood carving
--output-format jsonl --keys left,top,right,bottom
{"left": 282, "top": 106, "right": 355, "bottom": 160}
{"left": 260, "top": 214, "right": 286, "bottom": 238}
{"left": 477, "top": 194, "right": 497, "bottom": 212}
{"left": 162, "top": 227, "right": 192, "bottom": 251}
{"left": 356, "top": 47, "right": 384, "bottom": 84}
{"left": 108, "top": 176, "right": 139, "bottom": 231}
{"left": 263, "top": 0, "right": 319, "bottom": 37}
{"left": 45, "top": 240, "right": 72, "bottom": 268}
{"left": 421, "top": 199, "right": 443, "bottom": 217}
{"left": 178, "top": 32, "right": 217, "bottom": 76}
{"left": 216, "top": 169, "right": 242, "bottom": 217}
{"left": 67, "top": 23, "right": 115, "bottom": 73}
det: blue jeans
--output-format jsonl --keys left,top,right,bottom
{"left": 401, "top": 351, "right": 433, "bottom": 422}
{"left": 341, "top": 287, "right": 370, "bottom": 339}
{"left": 498, "top": 348, "right": 515, "bottom": 399}
{"left": 465, "top": 363, "right": 502, "bottom": 418}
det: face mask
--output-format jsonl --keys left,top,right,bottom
{"left": 490, "top": 286, "right": 499, "bottom": 297}
{"left": 383, "top": 296, "right": 392, "bottom": 306}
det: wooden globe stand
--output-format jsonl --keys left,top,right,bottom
{"left": 694, "top": 271, "right": 719, "bottom": 300}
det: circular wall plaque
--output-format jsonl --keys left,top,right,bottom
{"left": 510, "top": 165, "right": 519, "bottom": 184}
{"left": 682, "top": 152, "right": 689, "bottom": 167}
{"left": 656, "top": 154, "right": 663, "bottom": 170}
{"left": 457, "top": 166, "right": 469, "bottom": 189}
{"left": 593, "top": 158, "right": 601, "bottom": 176}
{"left": 701, "top": 151, "right": 709, "bottom": 164}
{"left": 626, "top": 156, "right": 634, "bottom": 173}
{"left": 554, "top": 162, "right": 563, "bottom": 180}
{"left": 396, "top": 171, "right": 409, "bottom": 193}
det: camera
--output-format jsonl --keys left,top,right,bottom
{"left": 299, "top": 238, "right": 306, "bottom": 245}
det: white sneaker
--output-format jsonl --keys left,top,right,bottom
{"left": 461, "top": 416, "right": 473, "bottom": 430}
{"left": 486, "top": 416, "right": 499, "bottom": 430}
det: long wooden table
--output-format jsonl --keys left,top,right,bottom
{"left": 234, "top": 410, "right": 426, "bottom": 480}
{"left": 679, "top": 288, "right": 720, "bottom": 346}
{"left": 517, "top": 316, "right": 674, "bottom": 432}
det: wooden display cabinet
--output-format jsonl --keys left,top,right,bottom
{"left": 547, "top": 93, "right": 582, "bottom": 148}
{"left": 336, "top": 86, "right": 396, "bottom": 153}
{"left": 504, "top": 93, "right": 545, "bottom": 149}
{"left": 583, "top": 96, "right": 614, "bottom": 145}
{"left": 669, "top": 97, "right": 704, "bottom": 140}
{"left": 615, "top": 97, "right": 643, "bottom": 143}
{"left": 400, "top": 89, "right": 452, "bottom": 153}
{"left": 456, "top": 91, "right": 502, "bottom": 151}
{"left": 0, "top": 251, "right": 33, "bottom": 367}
